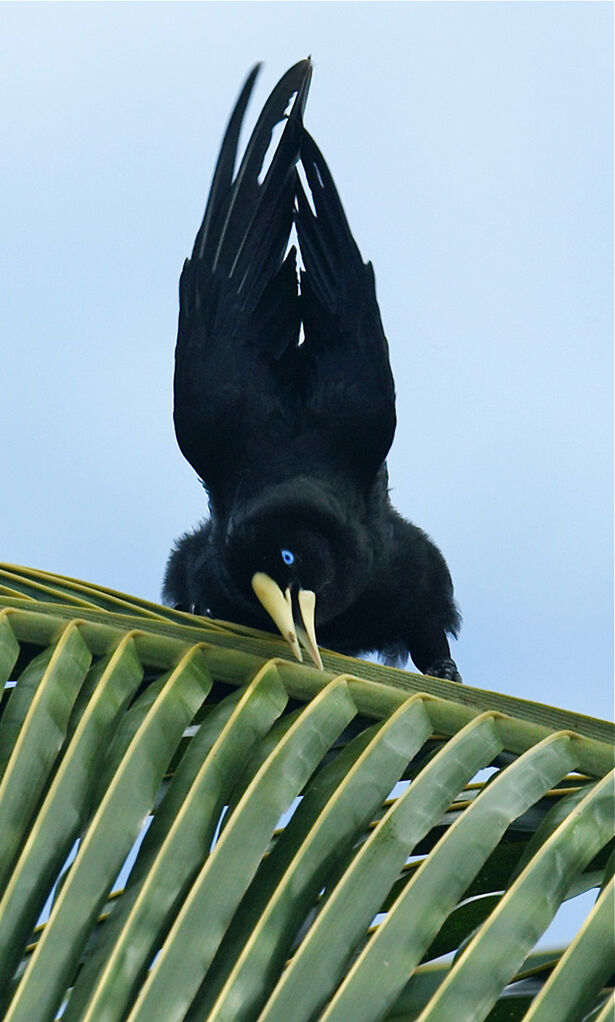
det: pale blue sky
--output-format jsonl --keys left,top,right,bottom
{"left": 2, "top": 2, "right": 612, "bottom": 720}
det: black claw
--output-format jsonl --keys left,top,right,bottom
{"left": 425, "top": 658, "right": 463, "bottom": 683}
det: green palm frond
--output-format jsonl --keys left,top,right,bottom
{"left": 0, "top": 564, "right": 612, "bottom": 1022}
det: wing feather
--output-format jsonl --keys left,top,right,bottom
{"left": 296, "top": 130, "right": 396, "bottom": 483}
{"left": 173, "top": 61, "right": 312, "bottom": 505}
{"left": 193, "top": 63, "right": 261, "bottom": 265}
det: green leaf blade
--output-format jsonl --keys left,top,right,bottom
{"left": 318, "top": 730, "right": 577, "bottom": 1022}
{"left": 4, "top": 644, "right": 212, "bottom": 1022}
{"left": 205, "top": 696, "right": 434, "bottom": 1022}
{"left": 125, "top": 677, "right": 357, "bottom": 1022}
{"left": 67, "top": 661, "right": 288, "bottom": 1022}
{"left": 259, "top": 713, "right": 504, "bottom": 1022}
{"left": 419, "top": 768, "right": 614, "bottom": 1022}
{"left": 0, "top": 624, "right": 92, "bottom": 895}
{"left": 523, "top": 876, "right": 615, "bottom": 1022}
{"left": 0, "top": 634, "right": 144, "bottom": 1003}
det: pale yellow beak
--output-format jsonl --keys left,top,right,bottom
{"left": 296, "top": 589, "right": 324, "bottom": 670}
{"left": 251, "top": 572, "right": 324, "bottom": 670}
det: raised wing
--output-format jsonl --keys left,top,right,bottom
{"left": 296, "top": 130, "right": 396, "bottom": 485}
{"left": 173, "top": 61, "right": 312, "bottom": 510}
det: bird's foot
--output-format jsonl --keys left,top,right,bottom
{"left": 424, "top": 657, "right": 462, "bottom": 683}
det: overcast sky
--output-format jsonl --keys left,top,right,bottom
{"left": 2, "top": 2, "right": 612, "bottom": 721}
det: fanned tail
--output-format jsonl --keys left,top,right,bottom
{"left": 174, "top": 60, "right": 312, "bottom": 487}
{"left": 181, "top": 59, "right": 312, "bottom": 322}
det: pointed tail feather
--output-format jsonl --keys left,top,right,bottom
{"left": 212, "top": 59, "right": 312, "bottom": 277}
{"left": 193, "top": 63, "right": 262, "bottom": 264}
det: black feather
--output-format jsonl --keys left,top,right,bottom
{"left": 164, "top": 62, "right": 461, "bottom": 681}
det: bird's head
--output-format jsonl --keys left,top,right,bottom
{"left": 223, "top": 488, "right": 369, "bottom": 670}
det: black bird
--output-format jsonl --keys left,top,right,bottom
{"left": 163, "top": 60, "right": 461, "bottom": 681}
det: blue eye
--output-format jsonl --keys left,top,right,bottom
{"left": 281, "top": 549, "right": 295, "bottom": 566}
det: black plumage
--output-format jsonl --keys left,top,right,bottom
{"left": 163, "top": 60, "right": 461, "bottom": 680}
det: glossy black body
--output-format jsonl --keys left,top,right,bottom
{"left": 164, "top": 61, "right": 461, "bottom": 678}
